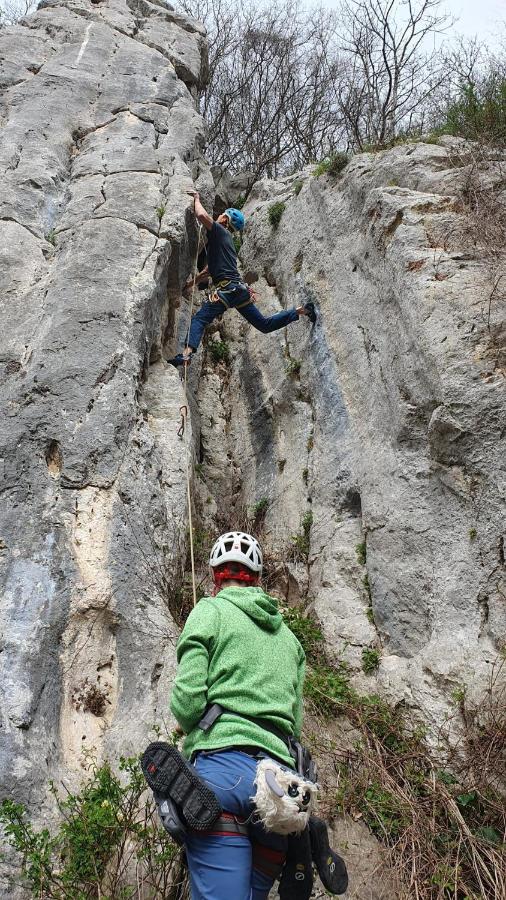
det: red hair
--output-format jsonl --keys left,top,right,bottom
{"left": 212, "top": 561, "right": 259, "bottom": 587}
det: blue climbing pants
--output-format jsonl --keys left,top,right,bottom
{"left": 185, "top": 750, "right": 287, "bottom": 900}
{"left": 186, "top": 283, "right": 299, "bottom": 350}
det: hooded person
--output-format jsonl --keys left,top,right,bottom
{"left": 167, "top": 194, "right": 317, "bottom": 368}
{"left": 142, "top": 532, "right": 348, "bottom": 899}
{"left": 168, "top": 531, "right": 304, "bottom": 899}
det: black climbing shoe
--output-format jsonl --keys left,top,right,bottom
{"left": 141, "top": 742, "right": 222, "bottom": 831}
{"left": 155, "top": 794, "right": 187, "bottom": 845}
{"left": 303, "top": 301, "right": 317, "bottom": 325}
{"left": 309, "top": 816, "right": 348, "bottom": 894}
{"left": 167, "top": 353, "right": 191, "bottom": 368}
{"left": 278, "top": 828, "right": 313, "bottom": 900}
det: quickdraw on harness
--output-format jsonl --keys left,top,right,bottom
{"left": 208, "top": 278, "right": 255, "bottom": 310}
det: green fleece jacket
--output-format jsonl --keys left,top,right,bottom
{"left": 170, "top": 586, "right": 305, "bottom": 767}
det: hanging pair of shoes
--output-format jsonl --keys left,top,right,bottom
{"left": 278, "top": 816, "right": 348, "bottom": 897}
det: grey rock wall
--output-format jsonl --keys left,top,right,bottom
{"left": 0, "top": 0, "right": 211, "bottom": 882}
{"left": 194, "top": 141, "right": 506, "bottom": 736}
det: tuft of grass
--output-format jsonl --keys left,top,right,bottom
{"left": 209, "top": 340, "right": 230, "bottom": 365}
{"left": 285, "top": 356, "right": 301, "bottom": 376}
{"left": 45, "top": 228, "right": 57, "bottom": 246}
{"left": 313, "top": 152, "right": 349, "bottom": 178}
{"left": 356, "top": 540, "right": 367, "bottom": 566}
{"left": 302, "top": 467, "right": 309, "bottom": 486}
{"left": 251, "top": 497, "right": 269, "bottom": 528}
{"left": 362, "top": 647, "right": 380, "bottom": 674}
{"left": 291, "top": 510, "right": 313, "bottom": 561}
{"left": 268, "top": 201, "right": 286, "bottom": 229}
{"left": 293, "top": 250, "right": 303, "bottom": 273}
{"left": 469, "top": 527, "right": 477, "bottom": 540}
{"left": 293, "top": 179, "right": 303, "bottom": 196}
{"left": 156, "top": 203, "right": 166, "bottom": 223}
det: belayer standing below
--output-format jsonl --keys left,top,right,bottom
{"left": 168, "top": 193, "right": 317, "bottom": 367}
{"left": 141, "top": 532, "right": 348, "bottom": 900}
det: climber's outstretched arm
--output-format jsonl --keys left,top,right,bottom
{"left": 189, "top": 191, "right": 213, "bottom": 230}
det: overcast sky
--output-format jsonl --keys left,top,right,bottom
{"left": 442, "top": 0, "right": 505, "bottom": 45}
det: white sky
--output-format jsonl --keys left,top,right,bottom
{"left": 441, "top": 0, "right": 505, "bottom": 46}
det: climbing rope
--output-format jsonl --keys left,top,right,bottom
{"left": 179, "top": 222, "right": 203, "bottom": 608}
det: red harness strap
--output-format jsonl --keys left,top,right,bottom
{"left": 252, "top": 842, "right": 286, "bottom": 880}
{"left": 192, "top": 811, "right": 249, "bottom": 838}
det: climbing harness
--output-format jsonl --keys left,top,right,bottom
{"left": 198, "top": 703, "right": 316, "bottom": 782}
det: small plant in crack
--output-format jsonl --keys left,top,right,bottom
{"left": 285, "top": 356, "right": 301, "bottom": 376}
{"left": 362, "top": 647, "right": 380, "bottom": 675}
{"left": 46, "top": 228, "right": 57, "bottom": 246}
{"left": 156, "top": 203, "right": 166, "bottom": 224}
{"left": 291, "top": 510, "right": 313, "bottom": 561}
{"left": 72, "top": 679, "right": 109, "bottom": 717}
{"left": 268, "top": 201, "right": 286, "bottom": 229}
{"left": 356, "top": 540, "right": 367, "bottom": 566}
{"left": 251, "top": 497, "right": 269, "bottom": 528}
{"left": 209, "top": 340, "right": 230, "bottom": 364}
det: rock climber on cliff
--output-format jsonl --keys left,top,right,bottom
{"left": 142, "top": 531, "right": 347, "bottom": 899}
{"left": 167, "top": 193, "right": 317, "bottom": 367}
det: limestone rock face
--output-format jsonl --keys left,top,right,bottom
{"left": 0, "top": 0, "right": 211, "bottom": 873}
{"left": 194, "top": 141, "right": 506, "bottom": 734}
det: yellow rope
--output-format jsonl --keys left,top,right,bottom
{"left": 181, "top": 222, "right": 203, "bottom": 608}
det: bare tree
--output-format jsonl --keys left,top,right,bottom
{"left": 0, "top": 0, "right": 37, "bottom": 25}
{"left": 337, "top": 0, "right": 452, "bottom": 149}
{"left": 176, "top": 0, "right": 345, "bottom": 178}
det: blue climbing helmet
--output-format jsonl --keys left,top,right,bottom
{"left": 224, "top": 207, "right": 245, "bottom": 232}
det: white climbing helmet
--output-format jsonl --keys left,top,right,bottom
{"left": 209, "top": 531, "right": 263, "bottom": 573}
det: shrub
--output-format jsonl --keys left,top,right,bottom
{"left": 268, "top": 201, "right": 286, "bottom": 229}
{"left": 0, "top": 756, "right": 182, "bottom": 899}
{"left": 438, "top": 75, "right": 506, "bottom": 146}
{"left": 283, "top": 608, "right": 324, "bottom": 661}
{"left": 313, "top": 152, "right": 349, "bottom": 178}
{"left": 209, "top": 340, "right": 230, "bottom": 364}
{"left": 291, "top": 510, "right": 313, "bottom": 561}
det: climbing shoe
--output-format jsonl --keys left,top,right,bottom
{"left": 303, "top": 301, "right": 317, "bottom": 325}
{"left": 155, "top": 794, "right": 187, "bottom": 845}
{"left": 141, "top": 742, "right": 222, "bottom": 831}
{"left": 309, "top": 816, "right": 348, "bottom": 894}
{"left": 278, "top": 828, "right": 313, "bottom": 900}
{"left": 167, "top": 353, "right": 191, "bottom": 368}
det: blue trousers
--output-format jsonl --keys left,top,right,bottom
{"left": 185, "top": 750, "right": 287, "bottom": 900}
{"left": 186, "top": 283, "right": 299, "bottom": 350}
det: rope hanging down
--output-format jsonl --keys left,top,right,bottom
{"left": 179, "top": 222, "right": 203, "bottom": 608}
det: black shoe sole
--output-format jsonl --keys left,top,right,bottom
{"left": 141, "top": 742, "right": 222, "bottom": 831}
{"left": 309, "top": 816, "right": 348, "bottom": 894}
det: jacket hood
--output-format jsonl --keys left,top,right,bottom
{"left": 216, "top": 586, "right": 283, "bottom": 632}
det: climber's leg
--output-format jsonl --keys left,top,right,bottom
{"left": 186, "top": 299, "right": 227, "bottom": 351}
{"left": 238, "top": 302, "right": 299, "bottom": 334}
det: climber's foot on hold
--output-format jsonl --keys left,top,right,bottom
{"left": 309, "top": 816, "right": 348, "bottom": 895}
{"left": 168, "top": 351, "right": 192, "bottom": 368}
